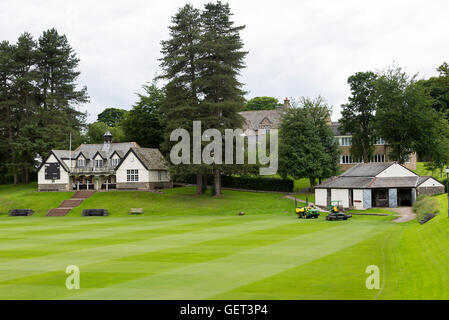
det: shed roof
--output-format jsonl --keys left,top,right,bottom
{"left": 341, "top": 162, "right": 395, "bottom": 177}
{"left": 316, "top": 176, "right": 374, "bottom": 189}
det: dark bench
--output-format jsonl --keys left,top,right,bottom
{"left": 82, "top": 209, "right": 109, "bottom": 216}
{"left": 9, "top": 209, "right": 34, "bottom": 216}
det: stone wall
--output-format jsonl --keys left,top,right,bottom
{"left": 149, "top": 181, "right": 173, "bottom": 189}
{"left": 38, "top": 183, "right": 69, "bottom": 192}
{"left": 117, "top": 182, "right": 173, "bottom": 190}
{"left": 117, "top": 182, "right": 149, "bottom": 190}
{"left": 417, "top": 186, "right": 445, "bottom": 197}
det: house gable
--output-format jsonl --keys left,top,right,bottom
{"left": 115, "top": 149, "right": 149, "bottom": 183}
{"left": 109, "top": 150, "right": 123, "bottom": 160}
{"left": 37, "top": 151, "right": 68, "bottom": 173}
{"left": 375, "top": 163, "right": 417, "bottom": 178}
{"left": 418, "top": 177, "right": 445, "bottom": 188}
{"left": 93, "top": 151, "right": 106, "bottom": 161}
{"left": 115, "top": 149, "right": 149, "bottom": 171}
{"left": 74, "top": 152, "right": 89, "bottom": 161}
{"left": 259, "top": 117, "right": 273, "bottom": 127}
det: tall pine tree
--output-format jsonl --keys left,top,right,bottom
{"left": 36, "top": 28, "right": 88, "bottom": 154}
{"left": 159, "top": 4, "right": 208, "bottom": 194}
{"left": 197, "top": 1, "right": 247, "bottom": 195}
{"left": 0, "top": 40, "right": 18, "bottom": 183}
{"left": 0, "top": 29, "right": 88, "bottom": 184}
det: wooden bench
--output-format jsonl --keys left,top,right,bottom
{"left": 130, "top": 208, "right": 144, "bottom": 215}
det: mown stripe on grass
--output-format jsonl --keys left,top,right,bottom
{"left": 0, "top": 217, "right": 296, "bottom": 290}
{"left": 67, "top": 221, "right": 391, "bottom": 299}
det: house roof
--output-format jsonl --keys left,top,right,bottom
{"left": 131, "top": 147, "right": 169, "bottom": 170}
{"left": 109, "top": 150, "right": 124, "bottom": 158}
{"left": 341, "top": 162, "right": 396, "bottom": 177}
{"left": 315, "top": 162, "right": 432, "bottom": 189}
{"left": 370, "top": 177, "right": 422, "bottom": 188}
{"left": 239, "top": 109, "right": 285, "bottom": 131}
{"left": 316, "top": 175, "right": 442, "bottom": 189}
{"left": 316, "top": 176, "right": 374, "bottom": 189}
{"left": 330, "top": 122, "right": 344, "bottom": 136}
{"left": 72, "top": 142, "right": 139, "bottom": 160}
{"left": 93, "top": 151, "right": 107, "bottom": 159}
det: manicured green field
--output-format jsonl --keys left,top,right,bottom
{"left": 0, "top": 184, "right": 449, "bottom": 299}
{"left": 0, "top": 184, "right": 73, "bottom": 217}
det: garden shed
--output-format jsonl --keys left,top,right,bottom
{"left": 314, "top": 162, "right": 444, "bottom": 210}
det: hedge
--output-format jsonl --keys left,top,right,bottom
{"left": 413, "top": 195, "right": 440, "bottom": 224}
{"left": 174, "top": 174, "right": 294, "bottom": 192}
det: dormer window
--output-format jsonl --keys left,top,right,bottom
{"left": 95, "top": 159, "right": 104, "bottom": 167}
{"left": 111, "top": 158, "right": 119, "bottom": 166}
{"left": 77, "top": 159, "right": 86, "bottom": 167}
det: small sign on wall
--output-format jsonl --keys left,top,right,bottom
{"left": 45, "top": 163, "right": 60, "bottom": 180}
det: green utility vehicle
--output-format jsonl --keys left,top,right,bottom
{"left": 326, "top": 201, "right": 352, "bottom": 221}
{"left": 295, "top": 197, "right": 320, "bottom": 219}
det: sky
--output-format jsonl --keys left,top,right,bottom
{"left": 1, "top": 0, "right": 448, "bottom": 122}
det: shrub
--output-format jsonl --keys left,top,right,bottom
{"left": 413, "top": 196, "right": 440, "bottom": 224}
{"left": 221, "top": 176, "right": 294, "bottom": 192}
{"left": 174, "top": 174, "right": 294, "bottom": 192}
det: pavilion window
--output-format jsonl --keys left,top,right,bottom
{"left": 127, "top": 169, "right": 139, "bottom": 182}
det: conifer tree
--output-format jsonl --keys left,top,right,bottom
{"left": 159, "top": 4, "right": 207, "bottom": 194}
{"left": 36, "top": 29, "right": 88, "bottom": 154}
{"left": 0, "top": 29, "right": 88, "bottom": 183}
{"left": 197, "top": 1, "right": 247, "bottom": 195}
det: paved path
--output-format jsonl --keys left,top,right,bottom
{"left": 390, "top": 206, "right": 416, "bottom": 223}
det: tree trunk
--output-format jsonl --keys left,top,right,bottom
{"left": 196, "top": 173, "right": 203, "bottom": 194}
{"left": 25, "top": 168, "right": 29, "bottom": 184}
{"left": 309, "top": 177, "right": 316, "bottom": 190}
{"left": 214, "top": 169, "right": 221, "bottom": 196}
{"left": 6, "top": 102, "right": 17, "bottom": 185}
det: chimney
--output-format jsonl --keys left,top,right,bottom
{"left": 283, "top": 97, "right": 290, "bottom": 109}
{"left": 104, "top": 131, "right": 112, "bottom": 144}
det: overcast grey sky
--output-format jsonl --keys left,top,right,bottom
{"left": 1, "top": 0, "right": 448, "bottom": 122}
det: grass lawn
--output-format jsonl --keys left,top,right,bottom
{"left": 0, "top": 183, "right": 73, "bottom": 217}
{"left": 293, "top": 193, "right": 315, "bottom": 204}
{"left": 0, "top": 184, "right": 449, "bottom": 299}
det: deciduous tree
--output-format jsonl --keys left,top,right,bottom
{"left": 340, "top": 72, "right": 378, "bottom": 163}
{"left": 97, "top": 107, "right": 127, "bottom": 127}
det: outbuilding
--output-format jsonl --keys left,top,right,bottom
{"left": 314, "top": 162, "right": 444, "bottom": 210}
